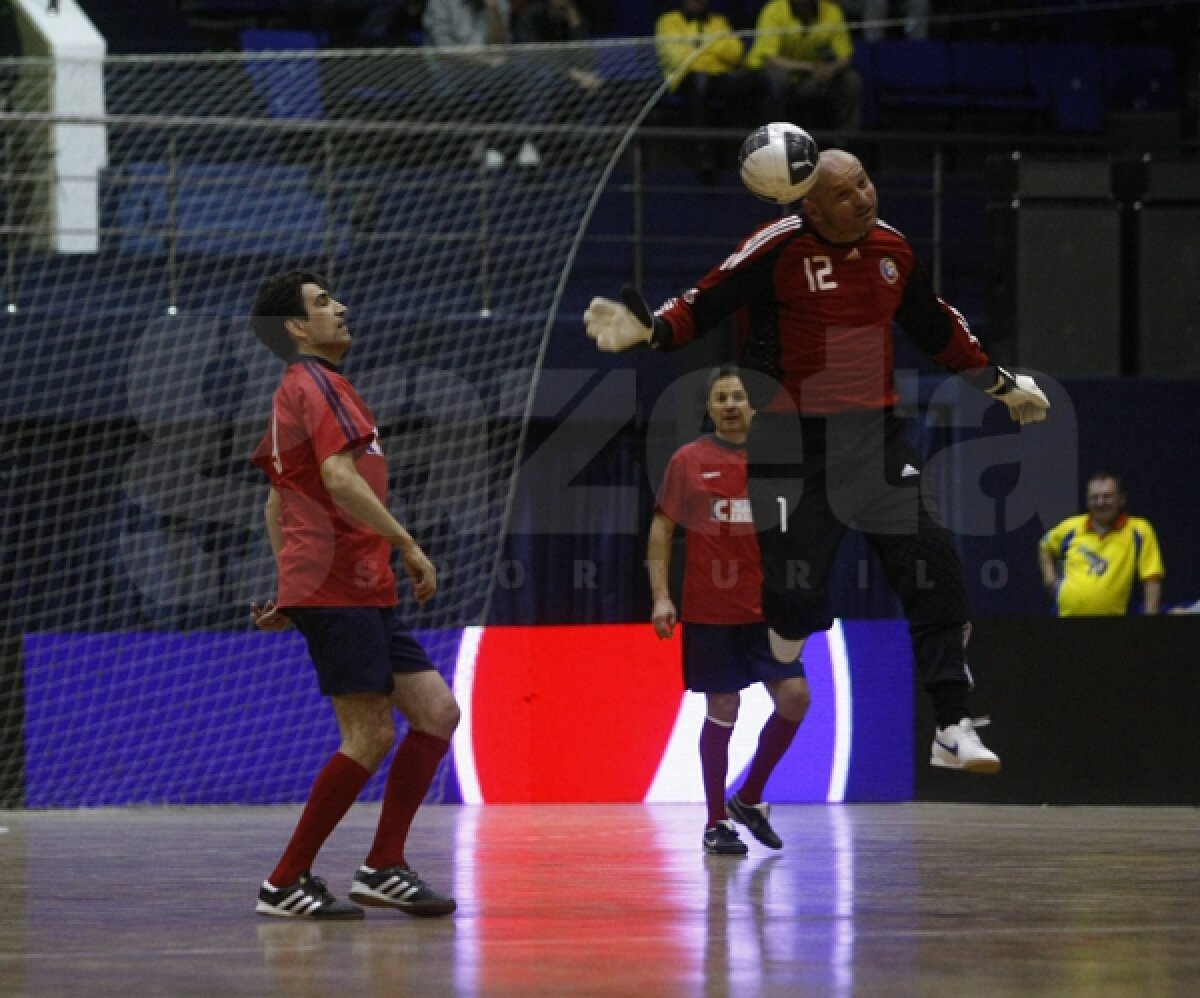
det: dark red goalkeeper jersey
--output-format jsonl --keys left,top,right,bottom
{"left": 655, "top": 214, "right": 991, "bottom": 413}
{"left": 251, "top": 356, "right": 396, "bottom": 608}
{"left": 655, "top": 434, "right": 763, "bottom": 625}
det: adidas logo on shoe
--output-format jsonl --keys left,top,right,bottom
{"left": 256, "top": 872, "right": 364, "bottom": 920}
{"left": 348, "top": 865, "right": 457, "bottom": 917}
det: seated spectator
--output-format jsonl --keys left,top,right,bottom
{"left": 514, "top": 0, "right": 590, "bottom": 43}
{"left": 423, "top": 0, "right": 511, "bottom": 47}
{"left": 656, "top": 0, "right": 766, "bottom": 179}
{"left": 746, "top": 0, "right": 863, "bottom": 131}
{"left": 514, "top": 0, "right": 605, "bottom": 104}
{"left": 423, "top": 0, "right": 543, "bottom": 169}
{"left": 840, "top": 0, "right": 929, "bottom": 41}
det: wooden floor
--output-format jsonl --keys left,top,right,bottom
{"left": 1, "top": 803, "right": 1198, "bottom": 997}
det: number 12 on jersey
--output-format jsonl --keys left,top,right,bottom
{"left": 803, "top": 255, "right": 836, "bottom": 291}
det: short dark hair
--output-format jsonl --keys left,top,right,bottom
{"left": 706, "top": 363, "right": 742, "bottom": 395}
{"left": 249, "top": 269, "right": 326, "bottom": 361}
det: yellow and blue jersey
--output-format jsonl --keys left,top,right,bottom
{"left": 654, "top": 10, "right": 745, "bottom": 89}
{"left": 1040, "top": 513, "right": 1164, "bottom": 616}
{"left": 746, "top": 0, "right": 854, "bottom": 70}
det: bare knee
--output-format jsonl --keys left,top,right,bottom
{"left": 396, "top": 677, "right": 461, "bottom": 742}
{"left": 344, "top": 716, "right": 396, "bottom": 771}
{"left": 419, "top": 695, "right": 460, "bottom": 741}
{"left": 333, "top": 694, "right": 397, "bottom": 771}
{"left": 772, "top": 679, "right": 812, "bottom": 722}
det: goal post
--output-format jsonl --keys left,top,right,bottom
{"left": 0, "top": 39, "right": 669, "bottom": 806}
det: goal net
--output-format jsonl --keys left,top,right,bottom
{"left": 0, "top": 39, "right": 668, "bottom": 807}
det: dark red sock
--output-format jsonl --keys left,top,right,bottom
{"left": 737, "top": 713, "right": 801, "bottom": 806}
{"left": 269, "top": 751, "right": 371, "bottom": 887}
{"left": 364, "top": 729, "right": 449, "bottom": 870}
{"left": 699, "top": 718, "right": 734, "bottom": 828}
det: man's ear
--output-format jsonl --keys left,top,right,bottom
{"left": 284, "top": 315, "right": 307, "bottom": 345}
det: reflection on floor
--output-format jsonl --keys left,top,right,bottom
{"left": 2, "top": 803, "right": 1199, "bottom": 996}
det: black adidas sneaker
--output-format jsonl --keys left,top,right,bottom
{"left": 256, "top": 872, "right": 365, "bottom": 919}
{"left": 348, "top": 865, "right": 457, "bottom": 916}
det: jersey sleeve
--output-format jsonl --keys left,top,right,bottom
{"left": 656, "top": 217, "right": 799, "bottom": 348}
{"left": 654, "top": 449, "right": 691, "bottom": 525}
{"left": 654, "top": 13, "right": 690, "bottom": 76}
{"left": 1039, "top": 518, "right": 1073, "bottom": 557}
{"left": 707, "top": 16, "right": 745, "bottom": 70}
{"left": 745, "top": 3, "right": 784, "bottom": 69}
{"left": 828, "top": 10, "right": 854, "bottom": 61}
{"left": 249, "top": 431, "right": 275, "bottom": 479}
{"left": 1135, "top": 520, "right": 1165, "bottom": 580}
{"left": 894, "top": 254, "right": 990, "bottom": 374}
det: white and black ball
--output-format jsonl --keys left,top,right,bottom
{"left": 738, "top": 123, "right": 820, "bottom": 205}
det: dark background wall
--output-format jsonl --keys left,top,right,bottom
{"left": 490, "top": 347, "right": 1200, "bottom": 626}
{"left": 916, "top": 616, "right": 1200, "bottom": 805}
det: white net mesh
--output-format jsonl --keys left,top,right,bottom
{"left": 0, "top": 40, "right": 667, "bottom": 806}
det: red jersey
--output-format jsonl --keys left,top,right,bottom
{"left": 655, "top": 215, "right": 990, "bottom": 413}
{"left": 251, "top": 356, "right": 396, "bottom": 607}
{"left": 655, "top": 434, "right": 763, "bottom": 625}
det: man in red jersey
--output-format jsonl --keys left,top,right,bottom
{"left": 648, "top": 367, "right": 810, "bottom": 855}
{"left": 587, "top": 147, "right": 1050, "bottom": 774}
{"left": 248, "top": 270, "right": 460, "bottom": 919}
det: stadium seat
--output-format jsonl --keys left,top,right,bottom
{"left": 1103, "top": 44, "right": 1178, "bottom": 112}
{"left": 593, "top": 41, "right": 663, "bottom": 86}
{"left": 1027, "top": 43, "right": 1106, "bottom": 133}
{"left": 239, "top": 29, "right": 327, "bottom": 120}
{"left": 870, "top": 39, "right": 964, "bottom": 126}
{"left": 854, "top": 42, "right": 879, "bottom": 128}
{"left": 949, "top": 41, "right": 1047, "bottom": 114}
{"left": 116, "top": 162, "right": 333, "bottom": 258}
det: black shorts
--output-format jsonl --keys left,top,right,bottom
{"left": 747, "top": 407, "right": 968, "bottom": 640}
{"left": 287, "top": 606, "right": 435, "bottom": 697}
{"left": 682, "top": 622, "right": 807, "bottom": 694}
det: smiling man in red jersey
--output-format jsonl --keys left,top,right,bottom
{"left": 649, "top": 367, "right": 810, "bottom": 855}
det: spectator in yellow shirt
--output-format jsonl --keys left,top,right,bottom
{"left": 656, "top": 0, "right": 766, "bottom": 179}
{"left": 746, "top": 0, "right": 862, "bottom": 130}
{"left": 1038, "top": 472, "right": 1164, "bottom": 616}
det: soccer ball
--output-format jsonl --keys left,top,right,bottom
{"left": 738, "top": 123, "right": 820, "bottom": 205}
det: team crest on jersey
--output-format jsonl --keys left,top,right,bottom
{"left": 711, "top": 497, "right": 753, "bottom": 524}
{"left": 880, "top": 257, "right": 899, "bottom": 284}
{"left": 366, "top": 428, "right": 384, "bottom": 456}
{"left": 1079, "top": 545, "right": 1108, "bottom": 576}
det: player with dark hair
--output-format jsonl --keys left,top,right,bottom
{"left": 248, "top": 270, "right": 460, "bottom": 919}
{"left": 648, "top": 366, "right": 810, "bottom": 855}
{"left": 587, "top": 148, "right": 1051, "bottom": 774}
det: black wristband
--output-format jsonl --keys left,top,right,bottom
{"left": 620, "top": 283, "right": 653, "bottom": 327}
{"left": 986, "top": 365, "right": 1016, "bottom": 396}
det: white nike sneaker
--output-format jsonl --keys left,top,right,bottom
{"left": 930, "top": 717, "right": 1001, "bottom": 774}
{"left": 768, "top": 629, "right": 804, "bottom": 664}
